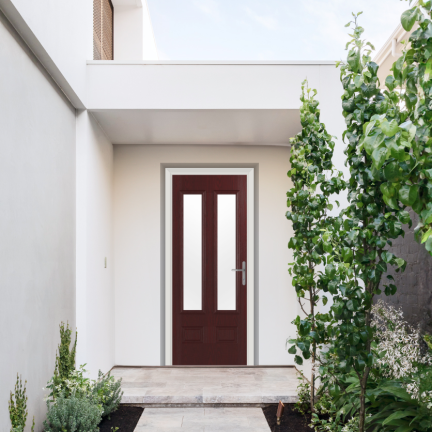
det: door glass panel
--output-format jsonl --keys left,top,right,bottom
{"left": 217, "top": 194, "right": 236, "bottom": 310}
{"left": 183, "top": 194, "right": 202, "bottom": 310}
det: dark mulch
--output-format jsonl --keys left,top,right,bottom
{"left": 98, "top": 405, "right": 144, "bottom": 432}
{"left": 262, "top": 404, "right": 313, "bottom": 432}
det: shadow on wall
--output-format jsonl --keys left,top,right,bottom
{"left": 377, "top": 209, "right": 432, "bottom": 334}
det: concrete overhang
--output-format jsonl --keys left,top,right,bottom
{"left": 86, "top": 61, "right": 339, "bottom": 145}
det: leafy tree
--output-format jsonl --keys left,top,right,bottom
{"left": 286, "top": 80, "right": 345, "bottom": 411}
{"left": 376, "top": 0, "right": 432, "bottom": 255}
{"left": 320, "top": 13, "right": 410, "bottom": 432}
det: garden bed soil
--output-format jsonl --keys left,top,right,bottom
{"left": 99, "top": 405, "right": 144, "bottom": 432}
{"left": 262, "top": 404, "right": 313, "bottom": 432}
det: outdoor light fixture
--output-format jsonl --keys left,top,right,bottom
{"left": 276, "top": 400, "right": 285, "bottom": 426}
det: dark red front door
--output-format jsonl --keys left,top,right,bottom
{"left": 173, "top": 175, "right": 247, "bottom": 365}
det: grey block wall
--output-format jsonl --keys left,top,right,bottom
{"left": 377, "top": 209, "right": 432, "bottom": 334}
{"left": 0, "top": 10, "right": 76, "bottom": 431}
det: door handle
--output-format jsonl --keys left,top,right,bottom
{"left": 231, "top": 261, "right": 246, "bottom": 286}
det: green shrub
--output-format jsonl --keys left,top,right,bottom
{"left": 91, "top": 370, "right": 123, "bottom": 418}
{"left": 48, "top": 323, "right": 77, "bottom": 400}
{"left": 43, "top": 394, "right": 102, "bottom": 432}
{"left": 9, "top": 375, "right": 34, "bottom": 432}
{"left": 294, "top": 378, "right": 311, "bottom": 416}
{"left": 47, "top": 364, "right": 92, "bottom": 401}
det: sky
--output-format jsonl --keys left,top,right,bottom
{"left": 147, "top": 0, "right": 410, "bottom": 61}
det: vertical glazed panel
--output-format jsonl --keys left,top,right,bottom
{"left": 183, "top": 194, "right": 202, "bottom": 310}
{"left": 217, "top": 194, "right": 236, "bottom": 310}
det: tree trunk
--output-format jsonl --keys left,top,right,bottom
{"left": 310, "top": 355, "right": 315, "bottom": 412}
{"left": 358, "top": 383, "right": 366, "bottom": 432}
{"left": 309, "top": 280, "right": 315, "bottom": 413}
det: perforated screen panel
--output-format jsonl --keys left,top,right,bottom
{"left": 93, "top": 0, "right": 114, "bottom": 60}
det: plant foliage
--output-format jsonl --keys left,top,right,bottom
{"left": 9, "top": 375, "right": 34, "bottom": 432}
{"left": 318, "top": 11, "right": 409, "bottom": 432}
{"left": 379, "top": 0, "right": 432, "bottom": 256}
{"left": 91, "top": 370, "right": 123, "bottom": 418}
{"left": 287, "top": 80, "right": 345, "bottom": 410}
{"left": 48, "top": 322, "right": 77, "bottom": 399}
{"left": 43, "top": 394, "right": 102, "bottom": 432}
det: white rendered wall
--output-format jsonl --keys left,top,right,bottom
{"left": 76, "top": 111, "right": 114, "bottom": 378}
{"left": 0, "top": 11, "right": 76, "bottom": 430}
{"left": 113, "top": 1, "right": 158, "bottom": 61}
{"left": 114, "top": 6, "right": 144, "bottom": 61}
{"left": 86, "top": 63, "right": 334, "bottom": 110}
{"left": 1, "top": 0, "right": 93, "bottom": 104}
{"left": 113, "top": 144, "right": 296, "bottom": 365}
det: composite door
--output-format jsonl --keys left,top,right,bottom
{"left": 173, "top": 175, "right": 247, "bottom": 365}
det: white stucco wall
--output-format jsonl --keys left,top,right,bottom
{"left": 1, "top": 0, "right": 92, "bottom": 104}
{"left": 0, "top": 11, "right": 76, "bottom": 430}
{"left": 113, "top": 144, "right": 297, "bottom": 365}
{"left": 114, "top": 1, "right": 158, "bottom": 61}
{"left": 76, "top": 111, "right": 114, "bottom": 378}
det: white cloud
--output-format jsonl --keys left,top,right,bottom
{"left": 245, "top": 7, "right": 279, "bottom": 30}
{"left": 194, "top": 0, "right": 221, "bottom": 20}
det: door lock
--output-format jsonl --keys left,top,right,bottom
{"left": 231, "top": 261, "right": 246, "bottom": 286}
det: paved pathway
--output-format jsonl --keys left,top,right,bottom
{"left": 112, "top": 366, "right": 299, "bottom": 404}
{"left": 134, "top": 407, "right": 270, "bottom": 431}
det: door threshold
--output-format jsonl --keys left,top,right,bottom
{"left": 113, "top": 365, "right": 296, "bottom": 369}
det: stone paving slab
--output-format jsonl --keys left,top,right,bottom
{"left": 112, "top": 367, "right": 299, "bottom": 405}
{"left": 134, "top": 407, "right": 270, "bottom": 431}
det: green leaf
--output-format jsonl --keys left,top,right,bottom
{"left": 389, "top": 141, "right": 407, "bottom": 162}
{"left": 394, "top": 426, "right": 414, "bottom": 432}
{"left": 425, "top": 58, "right": 432, "bottom": 82}
{"left": 342, "top": 98, "right": 356, "bottom": 113}
{"left": 395, "top": 258, "right": 406, "bottom": 269}
{"left": 425, "top": 237, "right": 432, "bottom": 253}
{"left": 421, "top": 228, "right": 432, "bottom": 244}
{"left": 372, "top": 146, "right": 389, "bottom": 170}
{"left": 347, "top": 299, "right": 358, "bottom": 311}
{"left": 325, "top": 264, "right": 336, "bottom": 279}
{"left": 381, "top": 119, "right": 399, "bottom": 137}
{"left": 364, "top": 132, "right": 385, "bottom": 155}
{"left": 322, "top": 296, "right": 328, "bottom": 306}
{"left": 354, "top": 75, "right": 364, "bottom": 88}
{"left": 309, "top": 331, "right": 319, "bottom": 342}
{"left": 347, "top": 49, "right": 361, "bottom": 73}
{"left": 385, "top": 75, "right": 396, "bottom": 91}
{"left": 401, "top": 7, "right": 418, "bottom": 31}
{"left": 382, "top": 251, "right": 394, "bottom": 263}
{"left": 384, "top": 161, "right": 402, "bottom": 182}
{"left": 383, "top": 410, "right": 418, "bottom": 426}
{"left": 398, "top": 210, "right": 411, "bottom": 225}
{"left": 299, "top": 320, "right": 312, "bottom": 336}
{"left": 323, "top": 242, "right": 333, "bottom": 253}
{"left": 349, "top": 333, "right": 360, "bottom": 346}
{"left": 341, "top": 247, "right": 353, "bottom": 263}
{"left": 294, "top": 355, "right": 303, "bottom": 365}
{"left": 399, "top": 185, "right": 419, "bottom": 206}
{"left": 288, "top": 345, "right": 297, "bottom": 355}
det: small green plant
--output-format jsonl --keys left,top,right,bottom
{"left": 294, "top": 378, "right": 311, "bottom": 416}
{"left": 47, "top": 322, "right": 77, "bottom": 399}
{"left": 91, "top": 370, "right": 123, "bottom": 418}
{"left": 47, "top": 364, "right": 92, "bottom": 400}
{"left": 310, "top": 391, "right": 344, "bottom": 432}
{"left": 43, "top": 393, "right": 102, "bottom": 432}
{"left": 9, "top": 374, "right": 34, "bottom": 432}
